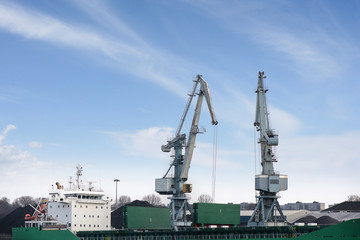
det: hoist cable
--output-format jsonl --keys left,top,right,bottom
{"left": 212, "top": 124, "right": 218, "bottom": 202}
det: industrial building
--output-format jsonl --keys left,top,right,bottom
{"left": 282, "top": 202, "right": 325, "bottom": 211}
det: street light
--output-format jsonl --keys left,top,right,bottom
{"left": 114, "top": 179, "right": 120, "bottom": 210}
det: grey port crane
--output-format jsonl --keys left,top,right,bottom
{"left": 248, "top": 72, "right": 288, "bottom": 226}
{"left": 155, "top": 75, "right": 218, "bottom": 228}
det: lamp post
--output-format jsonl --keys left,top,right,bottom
{"left": 114, "top": 179, "right": 120, "bottom": 210}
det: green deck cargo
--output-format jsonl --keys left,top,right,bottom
{"left": 124, "top": 206, "right": 171, "bottom": 229}
{"left": 193, "top": 203, "right": 240, "bottom": 226}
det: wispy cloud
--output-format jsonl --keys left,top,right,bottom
{"left": 69, "top": 0, "right": 148, "bottom": 47}
{"left": 0, "top": 124, "right": 16, "bottom": 144}
{"left": 185, "top": 0, "right": 349, "bottom": 80}
{"left": 98, "top": 127, "right": 174, "bottom": 161}
{"left": 259, "top": 28, "right": 342, "bottom": 80}
{"left": 0, "top": 2, "right": 188, "bottom": 97}
{"left": 28, "top": 141, "right": 43, "bottom": 149}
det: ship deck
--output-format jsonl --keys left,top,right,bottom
{"left": 13, "top": 218, "right": 360, "bottom": 240}
{"left": 76, "top": 224, "right": 321, "bottom": 240}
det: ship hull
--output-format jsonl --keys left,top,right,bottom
{"left": 12, "top": 218, "right": 360, "bottom": 240}
{"left": 12, "top": 227, "right": 79, "bottom": 240}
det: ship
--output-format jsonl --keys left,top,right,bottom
{"left": 11, "top": 178, "right": 360, "bottom": 240}
{"left": 12, "top": 73, "right": 360, "bottom": 239}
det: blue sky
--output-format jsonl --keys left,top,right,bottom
{"left": 0, "top": 0, "right": 359, "bottom": 207}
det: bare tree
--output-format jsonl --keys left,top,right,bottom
{"left": 12, "top": 196, "right": 37, "bottom": 208}
{"left": 118, "top": 195, "right": 131, "bottom": 207}
{"left": 347, "top": 195, "right": 360, "bottom": 201}
{"left": 142, "top": 194, "right": 163, "bottom": 206}
{"left": 197, "top": 194, "right": 213, "bottom": 203}
{"left": 0, "top": 197, "right": 12, "bottom": 218}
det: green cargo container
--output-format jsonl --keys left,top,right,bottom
{"left": 124, "top": 206, "right": 171, "bottom": 229}
{"left": 193, "top": 203, "right": 240, "bottom": 226}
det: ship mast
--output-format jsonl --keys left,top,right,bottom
{"left": 76, "top": 164, "right": 83, "bottom": 190}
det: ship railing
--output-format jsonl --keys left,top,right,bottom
{"left": 77, "top": 199, "right": 105, "bottom": 204}
{"left": 78, "top": 233, "right": 301, "bottom": 240}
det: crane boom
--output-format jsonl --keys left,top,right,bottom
{"left": 175, "top": 80, "right": 200, "bottom": 137}
{"left": 199, "top": 76, "right": 217, "bottom": 126}
{"left": 180, "top": 76, "right": 217, "bottom": 180}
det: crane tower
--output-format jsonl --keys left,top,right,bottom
{"left": 155, "top": 75, "right": 217, "bottom": 228}
{"left": 248, "top": 72, "right": 288, "bottom": 226}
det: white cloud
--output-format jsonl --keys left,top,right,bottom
{"left": 98, "top": 126, "right": 249, "bottom": 203}
{"left": 280, "top": 132, "right": 359, "bottom": 170}
{"left": 0, "top": 124, "right": 17, "bottom": 144}
{"left": 0, "top": 144, "right": 36, "bottom": 164}
{"left": 2, "top": 124, "right": 16, "bottom": 135}
{"left": 0, "top": 124, "right": 52, "bottom": 200}
{"left": 0, "top": 124, "right": 41, "bottom": 173}
{"left": 193, "top": 142, "right": 246, "bottom": 170}
{"left": 273, "top": 131, "right": 360, "bottom": 204}
{"left": 0, "top": 124, "right": 33, "bottom": 166}
{"left": 28, "top": 141, "right": 43, "bottom": 149}
{"left": 270, "top": 105, "right": 302, "bottom": 136}
{"left": 99, "top": 127, "right": 174, "bottom": 160}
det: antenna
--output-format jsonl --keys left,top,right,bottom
{"left": 76, "top": 164, "right": 83, "bottom": 190}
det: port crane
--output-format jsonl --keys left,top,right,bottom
{"left": 155, "top": 75, "right": 218, "bottom": 228}
{"left": 248, "top": 72, "right": 288, "bottom": 226}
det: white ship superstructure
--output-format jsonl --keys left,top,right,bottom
{"left": 47, "top": 165, "right": 111, "bottom": 232}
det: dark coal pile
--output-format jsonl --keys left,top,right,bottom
{"left": 315, "top": 216, "right": 339, "bottom": 225}
{"left": 111, "top": 200, "right": 153, "bottom": 229}
{"left": 111, "top": 207, "right": 124, "bottom": 230}
{"left": 0, "top": 205, "right": 33, "bottom": 234}
{"left": 322, "top": 201, "right": 360, "bottom": 212}
{"left": 0, "top": 234, "right": 12, "bottom": 240}
{"left": 126, "top": 200, "right": 153, "bottom": 208}
{"left": 294, "top": 215, "right": 317, "bottom": 224}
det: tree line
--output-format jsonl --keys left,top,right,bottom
{"left": 112, "top": 194, "right": 214, "bottom": 209}
{"left": 3, "top": 194, "right": 359, "bottom": 219}
{"left": 0, "top": 196, "right": 38, "bottom": 220}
